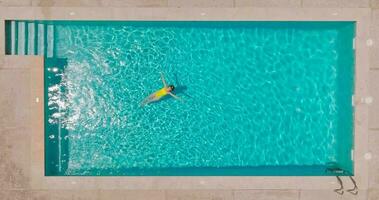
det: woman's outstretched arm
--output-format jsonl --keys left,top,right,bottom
{"left": 169, "top": 92, "right": 182, "bottom": 101}
{"left": 160, "top": 72, "right": 168, "bottom": 87}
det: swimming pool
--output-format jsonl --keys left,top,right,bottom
{"left": 6, "top": 21, "right": 355, "bottom": 176}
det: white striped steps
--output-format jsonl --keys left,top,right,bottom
{"left": 8, "top": 21, "right": 54, "bottom": 57}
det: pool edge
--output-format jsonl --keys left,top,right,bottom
{"left": 0, "top": 7, "right": 369, "bottom": 190}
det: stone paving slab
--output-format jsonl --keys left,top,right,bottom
{"left": 30, "top": 190, "right": 101, "bottom": 200}
{"left": 166, "top": 189, "right": 234, "bottom": 200}
{"left": 340, "top": 0, "right": 370, "bottom": 8}
{"left": 0, "top": 0, "right": 376, "bottom": 8}
{"left": 234, "top": 190, "right": 299, "bottom": 200}
{"left": 369, "top": 189, "right": 379, "bottom": 200}
{"left": 302, "top": 0, "right": 370, "bottom": 7}
{"left": 300, "top": 189, "right": 370, "bottom": 200}
{"left": 104, "top": 0, "right": 168, "bottom": 7}
{"left": 1, "top": 56, "right": 42, "bottom": 70}
{"left": 31, "top": 189, "right": 165, "bottom": 200}
{"left": 0, "top": 7, "right": 371, "bottom": 20}
{"left": 0, "top": 68, "right": 31, "bottom": 128}
{"left": 341, "top": 190, "right": 368, "bottom": 200}
{"left": 0, "top": 58, "right": 36, "bottom": 191}
{"left": 98, "top": 190, "right": 166, "bottom": 200}
{"left": 301, "top": 0, "right": 341, "bottom": 7}
{"left": 0, "top": 128, "right": 30, "bottom": 190}
{"left": 0, "top": 20, "right": 4, "bottom": 55}
{"left": 371, "top": 10, "right": 379, "bottom": 69}
{"left": 0, "top": 0, "right": 31, "bottom": 7}
{"left": 32, "top": 0, "right": 169, "bottom": 7}
{"left": 369, "top": 130, "right": 379, "bottom": 189}
{"left": 168, "top": 0, "right": 233, "bottom": 7}
{"left": 235, "top": 0, "right": 301, "bottom": 7}
{"left": 299, "top": 190, "right": 340, "bottom": 200}
{"left": 31, "top": 0, "right": 103, "bottom": 7}
{"left": 369, "top": 70, "right": 379, "bottom": 129}
{"left": 0, "top": 190, "right": 28, "bottom": 200}
{"left": 372, "top": 0, "right": 379, "bottom": 8}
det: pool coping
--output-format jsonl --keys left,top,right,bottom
{"left": 0, "top": 7, "right": 370, "bottom": 190}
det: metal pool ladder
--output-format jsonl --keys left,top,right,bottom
{"left": 334, "top": 176, "right": 358, "bottom": 196}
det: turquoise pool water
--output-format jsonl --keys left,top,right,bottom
{"left": 6, "top": 21, "right": 355, "bottom": 176}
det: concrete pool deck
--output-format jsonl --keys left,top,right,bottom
{"left": 0, "top": 1, "right": 378, "bottom": 200}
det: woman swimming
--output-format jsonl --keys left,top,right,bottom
{"left": 140, "top": 72, "right": 181, "bottom": 106}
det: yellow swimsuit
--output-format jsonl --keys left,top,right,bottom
{"left": 155, "top": 88, "right": 168, "bottom": 99}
